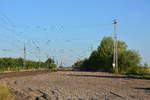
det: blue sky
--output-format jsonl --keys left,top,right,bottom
{"left": 0, "top": 0, "right": 150, "bottom": 66}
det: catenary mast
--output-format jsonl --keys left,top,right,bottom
{"left": 112, "top": 19, "right": 118, "bottom": 72}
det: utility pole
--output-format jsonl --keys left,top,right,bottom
{"left": 46, "top": 54, "right": 49, "bottom": 69}
{"left": 112, "top": 19, "right": 118, "bottom": 72}
{"left": 37, "top": 46, "right": 41, "bottom": 69}
{"left": 23, "top": 41, "right": 26, "bottom": 69}
{"left": 60, "top": 59, "right": 63, "bottom": 67}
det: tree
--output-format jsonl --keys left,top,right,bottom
{"left": 0, "top": 57, "right": 57, "bottom": 72}
{"left": 87, "top": 51, "right": 101, "bottom": 71}
{"left": 45, "top": 58, "right": 57, "bottom": 69}
{"left": 97, "top": 37, "right": 114, "bottom": 71}
{"left": 97, "top": 37, "right": 130, "bottom": 72}
{"left": 119, "top": 50, "right": 141, "bottom": 72}
{"left": 73, "top": 37, "right": 141, "bottom": 73}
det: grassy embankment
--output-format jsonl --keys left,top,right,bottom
{"left": 128, "top": 74, "right": 150, "bottom": 78}
{"left": 0, "top": 82, "right": 14, "bottom": 100}
{"left": 127, "top": 67, "right": 150, "bottom": 79}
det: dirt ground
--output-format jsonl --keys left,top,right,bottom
{"left": 0, "top": 71, "right": 150, "bottom": 100}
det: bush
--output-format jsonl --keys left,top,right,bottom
{"left": 72, "top": 59, "right": 88, "bottom": 71}
{"left": 126, "top": 66, "right": 150, "bottom": 75}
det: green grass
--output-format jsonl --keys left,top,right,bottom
{"left": 0, "top": 83, "right": 14, "bottom": 100}
{"left": 128, "top": 74, "right": 150, "bottom": 79}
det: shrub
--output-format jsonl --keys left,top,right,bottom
{"left": 126, "top": 66, "right": 150, "bottom": 75}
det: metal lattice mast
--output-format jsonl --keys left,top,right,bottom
{"left": 112, "top": 19, "right": 118, "bottom": 71}
{"left": 37, "top": 46, "right": 41, "bottom": 68}
{"left": 23, "top": 41, "right": 26, "bottom": 69}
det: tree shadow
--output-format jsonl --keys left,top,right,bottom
{"left": 66, "top": 73, "right": 150, "bottom": 80}
{"left": 134, "top": 88, "right": 150, "bottom": 91}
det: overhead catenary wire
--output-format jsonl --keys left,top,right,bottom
{"left": 0, "top": 10, "right": 113, "bottom": 67}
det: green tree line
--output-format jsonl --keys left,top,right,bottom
{"left": 0, "top": 57, "right": 57, "bottom": 72}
